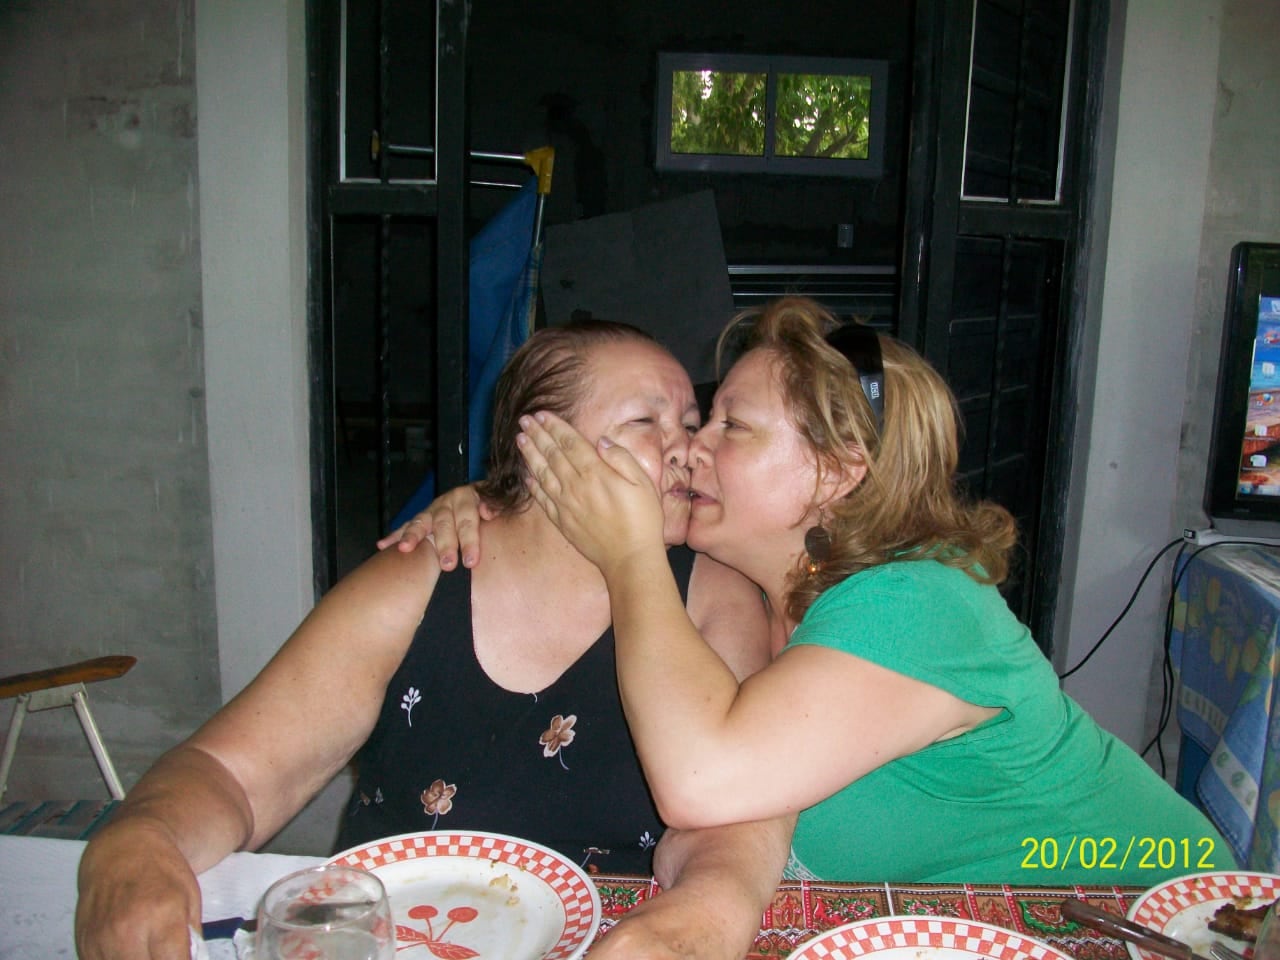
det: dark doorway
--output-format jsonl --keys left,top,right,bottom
{"left": 901, "top": 0, "right": 1109, "bottom": 654}
{"left": 307, "top": 0, "right": 1107, "bottom": 653}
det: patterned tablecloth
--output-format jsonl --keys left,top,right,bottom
{"left": 1171, "top": 542, "right": 1280, "bottom": 871}
{"left": 590, "top": 876, "right": 1144, "bottom": 959}
{"left": 0, "top": 834, "right": 1153, "bottom": 960}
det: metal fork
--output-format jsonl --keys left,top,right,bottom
{"left": 1210, "top": 943, "right": 1248, "bottom": 960}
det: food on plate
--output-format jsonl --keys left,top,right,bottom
{"left": 487, "top": 871, "right": 521, "bottom": 906}
{"left": 1208, "top": 898, "right": 1278, "bottom": 942}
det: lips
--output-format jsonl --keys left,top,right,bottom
{"left": 687, "top": 486, "right": 717, "bottom": 507}
{"left": 663, "top": 467, "right": 691, "bottom": 501}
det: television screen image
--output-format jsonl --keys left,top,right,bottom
{"left": 1236, "top": 295, "right": 1280, "bottom": 496}
{"left": 1204, "top": 241, "right": 1280, "bottom": 539}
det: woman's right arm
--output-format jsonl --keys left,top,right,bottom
{"left": 514, "top": 411, "right": 989, "bottom": 830}
{"left": 75, "top": 545, "right": 441, "bottom": 960}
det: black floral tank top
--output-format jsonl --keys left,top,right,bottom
{"left": 335, "top": 545, "right": 697, "bottom": 874}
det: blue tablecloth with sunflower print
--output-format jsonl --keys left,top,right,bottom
{"left": 1171, "top": 542, "right": 1280, "bottom": 871}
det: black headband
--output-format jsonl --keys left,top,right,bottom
{"left": 825, "top": 322, "right": 885, "bottom": 433}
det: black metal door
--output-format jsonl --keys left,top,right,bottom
{"left": 309, "top": 0, "right": 470, "bottom": 586}
{"left": 900, "top": 0, "right": 1111, "bottom": 653}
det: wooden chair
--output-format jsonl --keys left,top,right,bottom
{"left": 0, "top": 655, "right": 136, "bottom": 802}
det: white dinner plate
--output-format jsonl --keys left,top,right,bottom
{"left": 784, "top": 916, "right": 1074, "bottom": 960}
{"left": 1125, "top": 870, "right": 1280, "bottom": 960}
{"left": 329, "top": 830, "right": 602, "bottom": 960}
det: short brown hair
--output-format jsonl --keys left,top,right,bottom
{"left": 475, "top": 320, "right": 664, "bottom": 513}
{"left": 719, "top": 296, "right": 1018, "bottom": 622}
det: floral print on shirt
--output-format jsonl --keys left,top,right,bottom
{"left": 420, "top": 778, "right": 456, "bottom": 829}
{"left": 401, "top": 686, "right": 421, "bottom": 726}
{"left": 540, "top": 714, "right": 577, "bottom": 769}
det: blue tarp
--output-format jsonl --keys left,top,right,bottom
{"left": 391, "top": 177, "right": 541, "bottom": 530}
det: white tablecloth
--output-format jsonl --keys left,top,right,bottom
{"left": 0, "top": 834, "right": 323, "bottom": 959}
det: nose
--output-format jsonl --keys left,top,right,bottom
{"left": 689, "top": 425, "right": 713, "bottom": 467}
{"left": 663, "top": 426, "right": 691, "bottom": 468}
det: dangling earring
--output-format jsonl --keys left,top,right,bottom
{"left": 804, "top": 511, "right": 832, "bottom": 576}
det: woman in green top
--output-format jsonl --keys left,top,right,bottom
{"left": 507, "top": 294, "right": 1229, "bottom": 883}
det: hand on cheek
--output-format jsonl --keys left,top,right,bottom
{"left": 517, "top": 413, "right": 667, "bottom": 572}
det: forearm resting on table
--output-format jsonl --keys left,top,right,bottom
{"left": 86, "top": 743, "right": 256, "bottom": 873}
{"left": 655, "top": 816, "right": 795, "bottom": 905}
{"left": 593, "top": 817, "right": 795, "bottom": 960}
{"left": 75, "top": 746, "right": 258, "bottom": 959}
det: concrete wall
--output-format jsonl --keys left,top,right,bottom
{"left": 195, "top": 0, "right": 312, "bottom": 706}
{"left": 1176, "top": 1, "right": 1280, "bottom": 531}
{"left": 1056, "top": 0, "right": 1280, "bottom": 760}
{"left": 1055, "top": 0, "right": 1223, "bottom": 750}
{"left": 196, "top": 0, "right": 340, "bottom": 853}
{"left": 0, "top": 0, "right": 337, "bottom": 853}
{"left": 0, "top": 0, "right": 221, "bottom": 792}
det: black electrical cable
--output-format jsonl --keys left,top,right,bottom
{"left": 1052, "top": 533, "right": 1280, "bottom": 779}
{"left": 1138, "top": 539, "right": 1188, "bottom": 777}
{"left": 1137, "top": 538, "right": 1276, "bottom": 774}
{"left": 1057, "top": 537, "right": 1185, "bottom": 681}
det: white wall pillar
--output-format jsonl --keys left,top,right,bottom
{"left": 196, "top": 0, "right": 313, "bottom": 701}
{"left": 1057, "top": 0, "right": 1223, "bottom": 750}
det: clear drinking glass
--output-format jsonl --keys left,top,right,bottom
{"left": 1257, "top": 902, "right": 1280, "bottom": 960}
{"left": 254, "top": 864, "right": 395, "bottom": 960}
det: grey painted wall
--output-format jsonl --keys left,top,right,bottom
{"left": 195, "top": 0, "right": 335, "bottom": 853}
{"left": 195, "top": 0, "right": 313, "bottom": 706}
{"left": 0, "top": 0, "right": 221, "bottom": 792}
{"left": 1177, "top": 2, "right": 1280, "bottom": 536}
{"left": 1056, "top": 1, "right": 1223, "bottom": 750}
{"left": 0, "top": 0, "right": 336, "bottom": 853}
{"left": 1, "top": 0, "right": 1276, "bottom": 856}
{"left": 1056, "top": 0, "right": 1280, "bottom": 761}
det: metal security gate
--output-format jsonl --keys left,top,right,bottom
{"left": 901, "top": 0, "right": 1107, "bottom": 652}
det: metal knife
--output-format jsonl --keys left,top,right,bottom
{"left": 1059, "top": 898, "right": 1213, "bottom": 960}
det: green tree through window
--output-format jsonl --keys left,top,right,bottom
{"left": 774, "top": 73, "right": 872, "bottom": 159}
{"left": 658, "top": 54, "right": 886, "bottom": 176}
{"left": 670, "top": 70, "right": 766, "bottom": 156}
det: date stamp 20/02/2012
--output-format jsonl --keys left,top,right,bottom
{"left": 1019, "top": 836, "right": 1217, "bottom": 871}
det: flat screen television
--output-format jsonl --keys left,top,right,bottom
{"left": 1204, "top": 241, "right": 1280, "bottom": 539}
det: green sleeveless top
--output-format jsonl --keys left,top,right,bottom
{"left": 783, "top": 558, "right": 1231, "bottom": 884}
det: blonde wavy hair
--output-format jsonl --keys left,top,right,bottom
{"left": 717, "top": 296, "right": 1018, "bottom": 623}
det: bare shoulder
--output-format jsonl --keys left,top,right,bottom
{"left": 687, "top": 553, "right": 770, "bottom": 680}
{"left": 321, "top": 537, "right": 444, "bottom": 621}
{"left": 255, "top": 540, "right": 444, "bottom": 685}
{"left": 194, "top": 536, "right": 444, "bottom": 766}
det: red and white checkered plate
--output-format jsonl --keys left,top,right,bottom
{"left": 330, "top": 830, "right": 601, "bottom": 960}
{"left": 1126, "top": 871, "right": 1280, "bottom": 960}
{"left": 784, "top": 916, "right": 1074, "bottom": 960}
